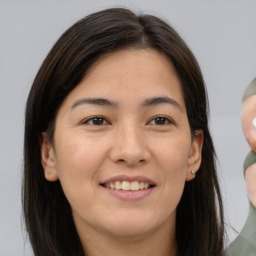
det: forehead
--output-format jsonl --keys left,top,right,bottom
{"left": 61, "top": 48, "right": 185, "bottom": 111}
{"left": 83, "top": 48, "right": 179, "bottom": 87}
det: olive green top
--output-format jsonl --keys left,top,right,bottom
{"left": 225, "top": 202, "right": 256, "bottom": 256}
{"left": 244, "top": 150, "right": 256, "bottom": 176}
{"left": 225, "top": 152, "right": 256, "bottom": 255}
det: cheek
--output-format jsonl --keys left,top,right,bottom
{"left": 55, "top": 132, "right": 106, "bottom": 174}
{"left": 154, "top": 134, "right": 191, "bottom": 174}
{"left": 155, "top": 135, "right": 191, "bottom": 202}
{"left": 53, "top": 134, "right": 107, "bottom": 202}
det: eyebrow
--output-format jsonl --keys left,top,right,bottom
{"left": 142, "top": 96, "right": 182, "bottom": 110}
{"left": 71, "top": 98, "right": 118, "bottom": 109}
{"left": 71, "top": 96, "right": 182, "bottom": 111}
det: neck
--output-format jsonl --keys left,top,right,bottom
{"left": 76, "top": 218, "right": 178, "bottom": 256}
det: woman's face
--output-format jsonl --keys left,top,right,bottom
{"left": 41, "top": 48, "right": 203, "bottom": 241}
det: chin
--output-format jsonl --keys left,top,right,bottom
{"left": 99, "top": 210, "right": 174, "bottom": 239}
{"left": 104, "top": 222, "right": 158, "bottom": 239}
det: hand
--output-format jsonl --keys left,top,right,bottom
{"left": 245, "top": 163, "right": 256, "bottom": 207}
{"left": 241, "top": 95, "right": 256, "bottom": 153}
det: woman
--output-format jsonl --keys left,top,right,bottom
{"left": 23, "top": 8, "right": 225, "bottom": 256}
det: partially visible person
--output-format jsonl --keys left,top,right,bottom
{"left": 226, "top": 77, "right": 256, "bottom": 256}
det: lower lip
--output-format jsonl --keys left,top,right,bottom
{"left": 101, "top": 186, "right": 155, "bottom": 201}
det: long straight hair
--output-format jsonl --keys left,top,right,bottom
{"left": 23, "top": 8, "right": 225, "bottom": 256}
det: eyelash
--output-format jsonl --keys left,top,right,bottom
{"left": 82, "top": 116, "right": 173, "bottom": 126}
{"left": 82, "top": 116, "right": 110, "bottom": 125}
{"left": 147, "top": 116, "right": 173, "bottom": 126}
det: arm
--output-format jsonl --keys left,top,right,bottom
{"left": 225, "top": 78, "right": 256, "bottom": 256}
{"left": 245, "top": 164, "right": 256, "bottom": 207}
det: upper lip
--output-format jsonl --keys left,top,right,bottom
{"left": 100, "top": 175, "right": 157, "bottom": 186}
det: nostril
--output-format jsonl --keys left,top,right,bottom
{"left": 117, "top": 158, "right": 146, "bottom": 164}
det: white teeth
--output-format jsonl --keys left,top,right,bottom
{"left": 131, "top": 181, "right": 139, "bottom": 191}
{"left": 144, "top": 183, "right": 149, "bottom": 189}
{"left": 139, "top": 181, "right": 144, "bottom": 189}
{"left": 104, "top": 181, "right": 152, "bottom": 191}
{"left": 122, "top": 181, "right": 130, "bottom": 190}
{"left": 115, "top": 181, "right": 122, "bottom": 190}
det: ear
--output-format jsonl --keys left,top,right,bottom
{"left": 186, "top": 130, "right": 204, "bottom": 181}
{"left": 41, "top": 132, "right": 59, "bottom": 182}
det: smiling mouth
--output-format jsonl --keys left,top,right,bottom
{"left": 100, "top": 181, "right": 155, "bottom": 191}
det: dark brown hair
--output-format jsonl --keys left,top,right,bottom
{"left": 23, "top": 8, "right": 225, "bottom": 256}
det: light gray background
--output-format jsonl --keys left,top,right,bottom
{"left": 1, "top": 0, "right": 255, "bottom": 255}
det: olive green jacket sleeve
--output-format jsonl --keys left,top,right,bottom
{"left": 225, "top": 150, "right": 256, "bottom": 255}
{"left": 242, "top": 77, "right": 256, "bottom": 101}
{"left": 225, "top": 202, "right": 256, "bottom": 256}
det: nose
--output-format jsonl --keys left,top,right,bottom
{"left": 109, "top": 124, "right": 151, "bottom": 167}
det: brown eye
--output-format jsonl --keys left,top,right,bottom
{"left": 149, "top": 116, "right": 172, "bottom": 125}
{"left": 83, "top": 117, "right": 109, "bottom": 125}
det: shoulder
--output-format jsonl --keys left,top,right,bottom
{"left": 225, "top": 235, "right": 256, "bottom": 256}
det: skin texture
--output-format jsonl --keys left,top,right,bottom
{"left": 245, "top": 164, "right": 256, "bottom": 207}
{"left": 41, "top": 48, "right": 203, "bottom": 256}
{"left": 242, "top": 95, "right": 256, "bottom": 152}
{"left": 242, "top": 95, "right": 256, "bottom": 207}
